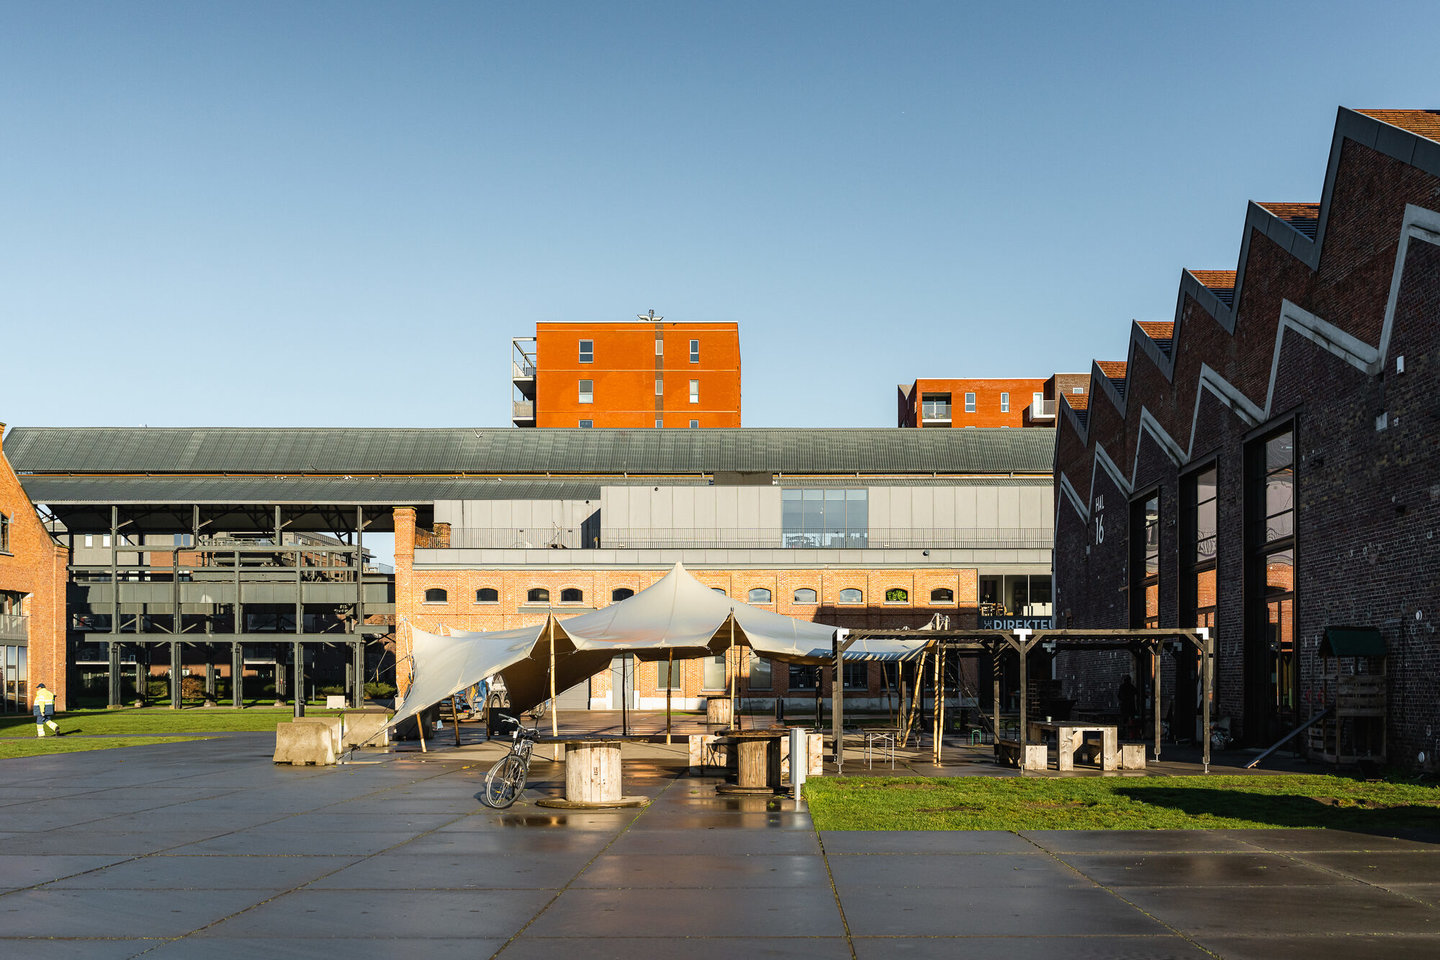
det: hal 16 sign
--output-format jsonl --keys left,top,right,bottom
{"left": 980, "top": 616, "right": 1055, "bottom": 631}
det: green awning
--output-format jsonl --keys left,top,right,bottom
{"left": 1320, "top": 626, "right": 1386, "bottom": 658}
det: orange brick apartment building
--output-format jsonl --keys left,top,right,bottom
{"left": 0, "top": 424, "right": 69, "bottom": 713}
{"left": 898, "top": 374, "right": 1088, "bottom": 428}
{"left": 512, "top": 315, "right": 741, "bottom": 428}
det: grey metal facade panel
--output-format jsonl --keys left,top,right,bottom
{"left": 6, "top": 426, "right": 1056, "bottom": 477}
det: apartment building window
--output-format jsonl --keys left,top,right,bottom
{"left": 655, "top": 378, "right": 664, "bottom": 396}
{"left": 611, "top": 588, "right": 634, "bottom": 601}
{"left": 689, "top": 339, "right": 699, "bottom": 363}
{"left": 527, "top": 588, "right": 549, "bottom": 603}
{"left": 578, "top": 419, "right": 593, "bottom": 428}
{"left": 793, "top": 588, "right": 818, "bottom": 604}
{"left": 689, "top": 380, "right": 699, "bottom": 403}
{"left": 930, "top": 588, "right": 954, "bottom": 603}
{"left": 423, "top": 588, "right": 448, "bottom": 603}
{"left": 560, "top": 588, "right": 583, "bottom": 603}
{"left": 579, "top": 340, "right": 593, "bottom": 363}
{"left": 1000, "top": 392, "right": 1009, "bottom": 413}
{"left": 578, "top": 380, "right": 593, "bottom": 404}
{"left": 782, "top": 488, "right": 867, "bottom": 547}
{"left": 964, "top": 392, "right": 976, "bottom": 413}
{"left": 655, "top": 419, "right": 663, "bottom": 428}
{"left": 1130, "top": 491, "right": 1160, "bottom": 629}
{"left": 921, "top": 394, "right": 951, "bottom": 420}
{"left": 1033, "top": 391, "right": 1044, "bottom": 411}
{"left": 476, "top": 588, "right": 499, "bottom": 603}
{"left": 0, "top": 513, "right": 9, "bottom": 553}
{"left": 689, "top": 419, "right": 699, "bottom": 428}
{"left": 655, "top": 340, "right": 663, "bottom": 356}
{"left": 747, "top": 587, "right": 772, "bottom": 604}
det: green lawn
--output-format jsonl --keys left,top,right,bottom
{"left": 0, "top": 736, "right": 210, "bottom": 760}
{"left": 0, "top": 705, "right": 349, "bottom": 742}
{"left": 805, "top": 775, "right": 1440, "bottom": 832}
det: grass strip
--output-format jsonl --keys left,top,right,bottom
{"left": 805, "top": 775, "right": 1440, "bottom": 832}
{"left": 0, "top": 706, "right": 348, "bottom": 738}
{"left": 0, "top": 736, "right": 210, "bottom": 760}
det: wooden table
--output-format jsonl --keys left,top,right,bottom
{"left": 1025, "top": 721, "right": 1118, "bottom": 772}
{"left": 534, "top": 737, "right": 649, "bottom": 809}
{"left": 714, "top": 727, "right": 790, "bottom": 795}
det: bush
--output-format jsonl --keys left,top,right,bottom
{"left": 365, "top": 682, "right": 396, "bottom": 699}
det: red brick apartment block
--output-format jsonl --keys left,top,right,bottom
{"left": 898, "top": 375, "right": 1088, "bottom": 428}
{"left": 1053, "top": 108, "right": 1440, "bottom": 763}
{"left": 0, "top": 425, "right": 69, "bottom": 711}
{"left": 513, "top": 319, "right": 741, "bottom": 428}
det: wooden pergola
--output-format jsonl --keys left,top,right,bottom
{"left": 833, "top": 626, "right": 1216, "bottom": 774}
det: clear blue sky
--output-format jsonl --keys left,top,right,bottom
{"left": 3, "top": 1, "right": 1438, "bottom": 430}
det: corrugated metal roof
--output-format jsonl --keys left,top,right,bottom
{"left": 6, "top": 427, "right": 1056, "bottom": 477}
{"left": 18, "top": 476, "right": 606, "bottom": 504}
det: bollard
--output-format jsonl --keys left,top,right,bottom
{"left": 789, "top": 726, "right": 807, "bottom": 801}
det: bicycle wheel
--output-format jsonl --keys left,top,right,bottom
{"left": 483, "top": 754, "right": 527, "bottom": 809}
{"left": 530, "top": 699, "right": 549, "bottom": 721}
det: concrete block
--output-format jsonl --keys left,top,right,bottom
{"left": 325, "top": 695, "right": 347, "bottom": 709}
{"left": 688, "top": 733, "right": 732, "bottom": 771}
{"left": 343, "top": 710, "right": 391, "bottom": 750}
{"left": 1120, "top": 742, "right": 1147, "bottom": 769}
{"left": 292, "top": 716, "right": 343, "bottom": 754}
{"left": 779, "top": 732, "right": 824, "bottom": 777}
{"left": 274, "top": 722, "right": 337, "bottom": 765}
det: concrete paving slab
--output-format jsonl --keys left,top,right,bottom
{"left": 47, "top": 854, "right": 364, "bottom": 890}
{"left": 527, "top": 885, "right": 844, "bottom": 938}
{"left": 577, "top": 852, "right": 830, "bottom": 888}
{"left": 820, "top": 830, "right": 1037, "bottom": 854}
{"left": 0, "top": 888, "right": 272, "bottom": 937}
{"left": 1062, "top": 851, "right": 1344, "bottom": 887}
{"left": 502, "top": 936, "right": 853, "bottom": 959}
{"left": 1230, "top": 829, "right": 1440, "bottom": 852}
{"left": 1196, "top": 934, "right": 1440, "bottom": 960}
{"left": 1287, "top": 850, "right": 1440, "bottom": 884}
{"left": 1022, "top": 829, "right": 1258, "bottom": 854}
{"left": 0, "top": 853, "right": 132, "bottom": 890}
{"left": 168, "top": 829, "right": 424, "bottom": 856}
{"left": 195, "top": 888, "right": 556, "bottom": 939}
{"left": 1120, "top": 883, "right": 1440, "bottom": 936}
{"left": 840, "top": 884, "right": 1171, "bottom": 938}
{"left": 828, "top": 852, "right": 1076, "bottom": 889}
{"left": 610, "top": 826, "right": 823, "bottom": 855}
{"left": 851, "top": 935, "right": 1215, "bottom": 959}
{"left": 309, "top": 851, "right": 594, "bottom": 889}
{"left": 143, "top": 937, "right": 507, "bottom": 960}
{"left": 0, "top": 938, "right": 154, "bottom": 960}
{"left": 0, "top": 829, "right": 228, "bottom": 856}
{"left": 396, "top": 829, "right": 614, "bottom": 855}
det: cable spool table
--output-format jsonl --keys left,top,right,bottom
{"left": 713, "top": 727, "right": 791, "bottom": 795}
{"left": 533, "top": 737, "right": 650, "bottom": 809}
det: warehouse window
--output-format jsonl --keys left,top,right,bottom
{"left": 0, "top": 513, "right": 9, "bottom": 553}
{"left": 782, "top": 488, "right": 867, "bottom": 548}
{"left": 793, "top": 588, "right": 818, "bottom": 604}
{"left": 423, "top": 588, "right": 448, "bottom": 603}
{"left": 475, "top": 588, "right": 499, "bottom": 603}
{"left": 611, "top": 588, "right": 634, "bottom": 601}
{"left": 884, "top": 588, "right": 909, "bottom": 604}
{"left": 930, "top": 588, "right": 953, "bottom": 603}
{"left": 560, "top": 588, "right": 583, "bottom": 603}
{"left": 527, "top": 588, "right": 550, "bottom": 603}
{"left": 838, "top": 588, "right": 863, "bottom": 604}
{"left": 747, "top": 587, "right": 772, "bottom": 604}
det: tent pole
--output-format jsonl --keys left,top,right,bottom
{"left": 728, "top": 611, "right": 737, "bottom": 731}
{"left": 931, "top": 648, "right": 940, "bottom": 765}
{"left": 549, "top": 616, "right": 559, "bottom": 762}
{"left": 937, "top": 647, "right": 947, "bottom": 766}
{"left": 1152, "top": 641, "right": 1162, "bottom": 761}
{"left": 666, "top": 649, "right": 673, "bottom": 745}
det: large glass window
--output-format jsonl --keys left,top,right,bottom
{"left": 789, "top": 663, "right": 820, "bottom": 690}
{"left": 930, "top": 588, "right": 954, "bottom": 603}
{"left": 838, "top": 587, "right": 863, "bottom": 604}
{"left": 657, "top": 659, "right": 682, "bottom": 690}
{"left": 884, "top": 588, "right": 909, "bottom": 603}
{"left": 560, "top": 588, "right": 583, "bottom": 603}
{"left": 1130, "top": 492, "right": 1160, "bottom": 629}
{"left": 424, "top": 588, "right": 448, "bottom": 603}
{"left": 476, "top": 588, "right": 499, "bottom": 603}
{"left": 527, "top": 588, "right": 549, "bottom": 603}
{"left": 921, "top": 394, "right": 951, "bottom": 420}
{"left": 781, "top": 488, "right": 868, "bottom": 548}
{"left": 611, "top": 588, "right": 634, "bottom": 601}
{"left": 1247, "top": 428, "right": 1296, "bottom": 737}
{"left": 843, "top": 662, "right": 869, "bottom": 689}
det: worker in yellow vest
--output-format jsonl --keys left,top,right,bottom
{"left": 34, "top": 683, "right": 60, "bottom": 737}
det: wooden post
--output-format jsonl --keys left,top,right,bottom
{"left": 1151, "top": 642, "right": 1162, "bottom": 761}
{"left": 665, "top": 649, "right": 673, "bottom": 745}
{"left": 832, "top": 630, "right": 843, "bottom": 771}
{"left": 728, "top": 612, "right": 737, "bottom": 731}
{"left": 992, "top": 647, "right": 1002, "bottom": 747}
{"left": 549, "top": 616, "right": 559, "bottom": 762}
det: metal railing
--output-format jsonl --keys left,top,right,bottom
{"left": 512, "top": 361, "right": 536, "bottom": 379}
{"left": 0, "top": 612, "right": 27, "bottom": 642}
{"left": 440, "top": 526, "right": 1052, "bottom": 551}
{"left": 1030, "top": 398, "right": 1057, "bottom": 419}
{"left": 512, "top": 400, "right": 535, "bottom": 420}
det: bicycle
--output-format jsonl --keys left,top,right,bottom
{"left": 482, "top": 713, "right": 539, "bottom": 808}
{"left": 529, "top": 698, "right": 551, "bottom": 722}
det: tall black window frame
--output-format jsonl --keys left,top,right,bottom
{"left": 1245, "top": 423, "right": 1297, "bottom": 741}
{"left": 1129, "top": 490, "right": 1161, "bottom": 629}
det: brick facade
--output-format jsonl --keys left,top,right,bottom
{"left": 0, "top": 425, "right": 70, "bottom": 711}
{"left": 1053, "top": 108, "right": 1440, "bottom": 764}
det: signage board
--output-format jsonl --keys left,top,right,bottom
{"left": 979, "top": 616, "right": 1055, "bottom": 631}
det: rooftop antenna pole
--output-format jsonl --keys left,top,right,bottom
{"left": 637, "top": 309, "right": 663, "bottom": 322}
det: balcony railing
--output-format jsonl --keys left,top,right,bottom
{"left": 439, "top": 526, "right": 1052, "bottom": 551}
{"left": 1029, "top": 398, "right": 1057, "bottom": 419}
{"left": 512, "top": 360, "right": 536, "bottom": 379}
{"left": 0, "top": 612, "right": 27, "bottom": 642}
{"left": 512, "top": 400, "right": 535, "bottom": 420}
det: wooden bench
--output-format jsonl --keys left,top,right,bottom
{"left": 995, "top": 738, "right": 1048, "bottom": 770}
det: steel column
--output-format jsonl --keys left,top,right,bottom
{"left": 169, "top": 640, "right": 181, "bottom": 708}
{"left": 292, "top": 641, "right": 304, "bottom": 717}
{"left": 231, "top": 641, "right": 243, "bottom": 708}
{"left": 107, "top": 640, "right": 122, "bottom": 707}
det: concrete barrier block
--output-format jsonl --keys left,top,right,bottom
{"left": 688, "top": 733, "right": 732, "bottom": 771}
{"left": 1120, "top": 742, "right": 1147, "bottom": 769}
{"left": 274, "top": 722, "right": 337, "bottom": 765}
{"left": 343, "top": 710, "right": 391, "bottom": 750}
{"left": 779, "top": 732, "right": 825, "bottom": 777}
{"left": 292, "top": 716, "right": 343, "bottom": 754}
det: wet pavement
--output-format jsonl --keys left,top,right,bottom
{"left": 1, "top": 729, "right": 1438, "bottom": 958}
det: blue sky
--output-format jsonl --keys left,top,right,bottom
{"left": 3, "top": 1, "right": 1439, "bottom": 429}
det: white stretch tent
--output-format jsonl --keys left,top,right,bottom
{"left": 391, "top": 562, "right": 931, "bottom": 728}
